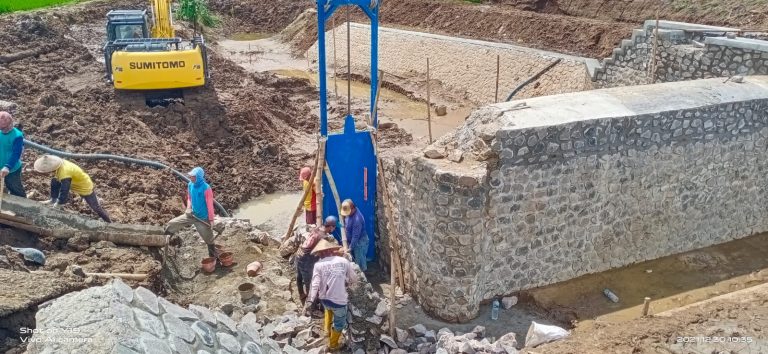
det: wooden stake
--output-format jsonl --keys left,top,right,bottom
{"left": 650, "top": 3, "right": 661, "bottom": 83}
{"left": 323, "top": 164, "right": 348, "bottom": 251}
{"left": 495, "top": 54, "right": 500, "bottom": 103}
{"left": 333, "top": 16, "right": 339, "bottom": 100}
{"left": 642, "top": 297, "right": 652, "bottom": 316}
{"left": 426, "top": 57, "right": 433, "bottom": 144}
{"left": 315, "top": 140, "right": 327, "bottom": 226}
{"left": 282, "top": 149, "right": 321, "bottom": 241}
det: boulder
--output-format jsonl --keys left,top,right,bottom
{"left": 409, "top": 324, "right": 428, "bottom": 337}
{"left": 424, "top": 149, "right": 446, "bottom": 159}
{"left": 502, "top": 296, "right": 518, "bottom": 309}
{"left": 447, "top": 149, "right": 464, "bottom": 163}
{"left": 435, "top": 105, "right": 448, "bottom": 116}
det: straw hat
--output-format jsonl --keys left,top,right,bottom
{"left": 33, "top": 155, "right": 63, "bottom": 173}
{"left": 311, "top": 239, "right": 341, "bottom": 255}
{"left": 340, "top": 199, "right": 354, "bottom": 217}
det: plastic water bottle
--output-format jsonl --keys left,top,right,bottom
{"left": 603, "top": 288, "right": 619, "bottom": 303}
{"left": 491, "top": 299, "right": 500, "bottom": 320}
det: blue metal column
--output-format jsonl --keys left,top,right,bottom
{"left": 316, "top": 0, "right": 329, "bottom": 137}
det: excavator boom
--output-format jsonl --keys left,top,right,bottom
{"left": 149, "top": 0, "right": 174, "bottom": 38}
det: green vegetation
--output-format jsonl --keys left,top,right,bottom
{"left": 177, "top": 0, "right": 219, "bottom": 33}
{"left": 0, "top": 0, "right": 76, "bottom": 13}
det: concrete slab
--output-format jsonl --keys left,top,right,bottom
{"left": 491, "top": 76, "right": 768, "bottom": 130}
{"left": 705, "top": 36, "right": 768, "bottom": 53}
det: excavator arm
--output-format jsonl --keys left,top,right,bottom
{"left": 150, "top": 0, "right": 174, "bottom": 38}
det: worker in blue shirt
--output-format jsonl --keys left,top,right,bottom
{"left": 0, "top": 112, "right": 27, "bottom": 198}
{"left": 341, "top": 199, "right": 368, "bottom": 272}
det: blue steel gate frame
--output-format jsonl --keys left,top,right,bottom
{"left": 317, "top": 0, "right": 380, "bottom": 261}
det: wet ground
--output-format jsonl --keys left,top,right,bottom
{"left": 216, "top": 36, "right": 474, "bottom": 142}
{"left": 234, "top": 191, "right": 304, "bottom": 237}
{"left": 528, "top": 233, "right": 768, "bottom": 330}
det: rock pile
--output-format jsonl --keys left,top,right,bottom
{"left": 378, "top": 325, "right": 520, "bottom": 354}
{"left": 24, "top": 277, "right": 359, "bottom": 354}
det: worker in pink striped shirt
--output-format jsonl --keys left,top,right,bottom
{"left": 304, "top": 239, "right": 358, "bottom": 351}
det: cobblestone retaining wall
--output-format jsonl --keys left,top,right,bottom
{"left": 381, "top": 77, "right": 768, "bottom": 322}
{"left": 308, "top": 23, "right": 590, "bottom": 103}
{"left": 590, "top": 20, "right": 768, "bottom": 88}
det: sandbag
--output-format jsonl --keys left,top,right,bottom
{"left": 525, "top": 321, "right": 569, "bottom": 347}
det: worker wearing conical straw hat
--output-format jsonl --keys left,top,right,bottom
{"left": 305, "top": 238, "right": 358, "bottom": 351}
{"left": 33, "top": 154, "right": 111, "bottom": 223}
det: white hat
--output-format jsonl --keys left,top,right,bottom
{"left": 341, "top": 199, "right": 354, "bottom": 217}
{"left": 33, "top": 155, "right": 63, "bottom": 173}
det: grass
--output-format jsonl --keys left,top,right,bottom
{"left": 0, "top": 0, "right": 77, "bottom": 14}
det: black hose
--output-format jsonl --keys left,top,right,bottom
{"left": 506, "top": 58, "right": 563, "bottom": 102}
{"left": 23, "top": 140, "right": 230, "bottom": 217}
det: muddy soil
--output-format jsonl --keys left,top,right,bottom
{"left": 0, "top": 0, "right": 321, "bottom": 225}
{"left": 213, "top": 0, "right": 633, "bottom": 58}
{"left": 493, "top": 0, "right": 768, "bottom": 29}
{"left": 529, "top": 283, "right": 768, "bottom": 353}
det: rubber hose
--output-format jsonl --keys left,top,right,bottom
{"left": 23, "top": 140, "right": 230, "bottom": 217}
{"left": 506, "top": 58, "right": 563, "bottom": 102}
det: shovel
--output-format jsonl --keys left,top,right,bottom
{"left": 0, "top": 178, "right": 17, "bottom": 216}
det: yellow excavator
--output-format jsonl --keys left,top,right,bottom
{"left": 103, "top": 0, "right": 209, "bottom": 95}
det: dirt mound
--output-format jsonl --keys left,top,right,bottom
{"left": 0, "top": 1, "right": 320, "bottom": 225}
{"left": 211, "top": 0, "right": 313, "bottom": 36}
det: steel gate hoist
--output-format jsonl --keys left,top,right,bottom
{"left": 317, "top": 0, "right": 380, "bottom": 261}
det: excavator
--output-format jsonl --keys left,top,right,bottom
{"left": 103, "top": 0, "right": 209, "bottom": 99}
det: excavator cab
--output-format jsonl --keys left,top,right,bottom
{"left": 106, "top": 10, "right": 149, "bottom": 41}
{"left": 103, "top": 7, "right": 209, "bottom": 93}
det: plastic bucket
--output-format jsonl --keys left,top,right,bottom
{"left": 246, "top": 261, "right": 262, "bottom": 277}
{"left": 201, "top": 257, "right": 216, "bottom": 273}
{"left": 218, "top": 252, "right": 234, "bottom": 267}
{"left": 238, "top": 282, "right": 255, "bottom": 301}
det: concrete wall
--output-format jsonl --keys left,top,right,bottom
{"left": 307, "top": 23, "right": 590, "bottom": 103}
{"left": 381, "top": 76, "right": 768, "bottom": 322}
{"left": 590, "top": 20, "right": 768, "bottom": 87}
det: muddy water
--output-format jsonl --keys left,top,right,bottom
{"left": 529, "top": 233, "right": 768, "bottom": 329}
{"left": 272, "top": 69, "right": 472, "bottom": 140}
{"left": 233, "top": 191, "right": 303, "bottom": 236}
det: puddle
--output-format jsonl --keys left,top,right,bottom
{"left": 528, "top": 232, "right": 768, "bottom": 328}
{"left": 228, "top": 32, "right": 272, "bottom": 41}
{"left": 234, "top": 191, "right": 303, "bottom": 235}
{"left": 272, "top": 69, "right": 472, "bottom": 140}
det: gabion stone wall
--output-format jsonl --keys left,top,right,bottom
{"left": 381, "top": 76, "right": 768, "bottom": 322}
{"left": 590, "top": 20, "right": 768, "bottom": 88}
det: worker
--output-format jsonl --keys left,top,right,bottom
{"left": 0, "top": 111, "right": 27, "bottom": 198}
{"left": 297, "top": 216, "right": 338, "bottom": 304}
{"left": 33, "top": 155, "right": 111, "bottom": 222}
{"left": 164, "top": 167, "right": 217, "bottom": 258}
{"left": 341, "top": 199, "right": 369, "bottom": 272}
{"left": 304, "top": 239, "right": 358, "bottom": 351}
{"left": 300, "top": 166, "right": 317, "bottom": 228}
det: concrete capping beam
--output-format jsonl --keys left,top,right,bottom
{"left": 705, "top": 36, "right": 768, "bottom": 53}
{"left": 643, "top": 20, "right": 739, "bottom": 33}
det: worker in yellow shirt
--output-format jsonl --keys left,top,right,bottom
{"left": 33, "top": 155, "right": 112, "bottom": 223}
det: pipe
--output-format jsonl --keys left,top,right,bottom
{"left": 505, "top": 58, "right": 562, "bottom": 102}
{"left": 23, "top": 140, "right": 230, "bottom": 217}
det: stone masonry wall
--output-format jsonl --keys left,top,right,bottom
{"left": 590, "top": 20, "right": 768, "bottom": 88}
{"left": 381, "top": 76, "right": 768, "bottom": 322}
{"left": 308, "top": 23, "right": 590, "bottom": 103}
